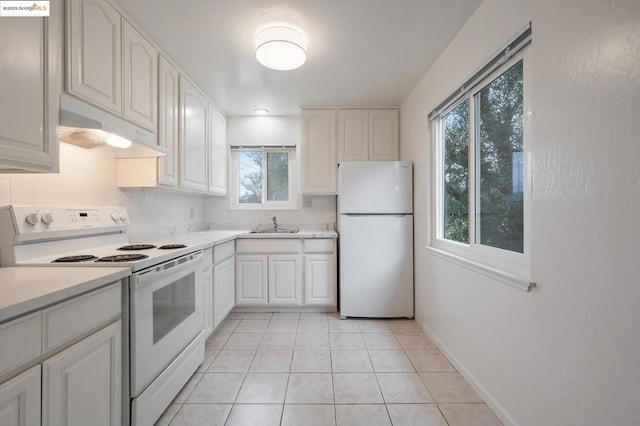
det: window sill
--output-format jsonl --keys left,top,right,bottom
{"left": 425, "top": 246, "right": 534, "bottom": 292}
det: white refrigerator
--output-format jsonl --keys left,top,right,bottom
{"left": 338, "top": 161, "right": 414, "bottom": 319}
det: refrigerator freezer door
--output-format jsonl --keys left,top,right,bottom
{"left": 338, "top": 161, "right": 413, "bottom": 214}
{"left": 339, "top": 214, "right": 413, "bottom": 318}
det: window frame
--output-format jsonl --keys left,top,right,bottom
{"left": 429, "top": 50, "right": 532, "bottom": 286}
{"left": 230, "top": 147, "right": 298, "bottom": 210}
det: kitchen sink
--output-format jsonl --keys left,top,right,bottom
{"left": 249, "top": 228, "right": 300, "bottom": 234}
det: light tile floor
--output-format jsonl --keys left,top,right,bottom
{"left": 156, "top": 312, "right": 502, "bottom": 426}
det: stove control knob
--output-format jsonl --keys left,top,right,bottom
{"left": 119, "top": 213, "right": 128, "bottom": 223}
{"left": 41, "top": 212, "right": 54, "bottom": 225}
{"left": 111, "top": 211, "right": 121, "bottom": 222}
{"left": 25, "top": 212, "right": 39, "bottom": 226}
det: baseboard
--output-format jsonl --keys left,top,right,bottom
{"left": 417, "top": 319, "right": 518, "bottom": 426}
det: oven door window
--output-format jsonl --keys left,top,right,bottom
{"left": 152, "top": 272, "right": 196, "bottom": 344}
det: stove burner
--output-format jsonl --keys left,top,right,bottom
{"left": 52, "top": 255, "right": 98, "bottom": 263}
{"left": 117, "top": 244, "right": 156, "bottom": 251}
{"left": 96, "top": 254, "right": 149, "bottom": 262}
{"left": 158, "top": 244, "right": 187, "bottom": 250}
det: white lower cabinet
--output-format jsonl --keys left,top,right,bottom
{"left": 42, "top": 321, "right": 121, "bottom": 426}
{"left": 305, "top": 254, "right": 336, "bottom": 305}
{"left": 0, "top": 365, "right": 41, "bottom": 426}
{"left": 236, "top": 255, "right": 268, "bottom": 305}
{"left": 268, "top": 255, "right": 303, "bottom": 305}
{"left": 202, "top": 267, "right": 214, "bottom": 338}
{"left": 236, "top": 254, "right": 302, "bottom": 306}
{"left": 213, "top": 256, "right": 235, "bottom": 328}
{"left": 0, "top": 282, "right": 122, "bottom": 426}
{"left": 235, "top": 238, "right": 336, "bottom": 308}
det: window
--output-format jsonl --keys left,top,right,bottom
{"left": 441, "top": 60, "right": 524, "bottom": 253}
{"left": 231, "top": 147, "right": 296, "bottom": 209}
{"left": 432, "top": 53, "right": 529, "bottom": 282}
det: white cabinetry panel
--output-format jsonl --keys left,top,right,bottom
{"left": 179, "top": 77, "right": 208, "bottom": 192}
{"left": 208, "top": 104, "right": 227, "bottom": 195}
{"left": 301, "top": 110, "right": 337, "bottom": 194}
{"left": 157, "top": 55, "right": 179, "bottom": 186}
{"left": 305, "top": 254, "right": 336, "bottom": 305}
{"left": 236, "top": 255, "right": 268, "bottom": 305}
{"left": 214, "top": 256, "right": 235, "bottom": 327}
{"left": 67, "top": 0, "right": 121, "bottom": 114}
{"left": 0, "top": 365, "right": 40, "bottom": 426}
{"left": 0, "top": 7, "right": 60, "bottom": 172}
{"left": 268, "top": 255, "right": 302, "bottom": 305}
{"left": 369, "top": 109, "right": 399, "bottom": 160}
{"left": 122, "top": 20, "right": 157, "bottom": 130}
{"left": 338, "top": 109, "right": 369, "bottom": 161}
{"left": 42, "top": 321, "right": 121, "bottom": 426}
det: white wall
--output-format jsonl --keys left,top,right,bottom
{"left": 402, "top": 0, "right": 640, "bottom": 424}
{"left": 0, "top": 143, "right": 206, "bottom": 241}
{"left": 204, "top": 116, "right": 337, "bottom": 229}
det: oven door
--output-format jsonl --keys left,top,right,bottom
{"left": 130, "top": 251, "right": 203, "bottom": 396}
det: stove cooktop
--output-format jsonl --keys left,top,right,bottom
{"left": 118, "top": 244, "right": 157, "bottom": 251}
{"left": 96, "top": 254, "right": 149, "bottom": 262}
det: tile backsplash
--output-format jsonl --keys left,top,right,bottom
{"left": 1, "top": 142, "right": 336, "bottom": 238}
{"left": 0, "top": 143, "right": 205, "bottom": 241}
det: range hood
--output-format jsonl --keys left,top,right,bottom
{"left": 58, "top": 94, "right": 168, "bottom": 158}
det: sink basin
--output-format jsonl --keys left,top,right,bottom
{"left": 249, "top": 228, "right": 300, "bottom": 234}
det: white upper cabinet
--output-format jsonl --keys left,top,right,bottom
{"left": 67, "top": 0, "right": 158, "bottom": 132}
{"left": 208, "top": 104, "right": 227, "bottom": 195}
{"left": 0, "top": 5, "right": 61, "bottom": 173}
{"left": 157, "top": 55, "right": 179, "bottom": 187}
{"left": 338, "top": 109, "right": 399, "bottom": 162}
{"left": 67, "top": 0, "right": 122, "bottom": 115}
{"left": 369, "top": 109, "right": 399, "bottom": 160}
{"left": 122, "top": 19, "right": 157, "bottom": 130}
{"left": 338, "top": 109, "right": 369, "bottom": 161}
{"left": 179, "top": 76, "right": 208, "bottom": 192}
{"left": 301, "top": 109, "right": 337, "bottom": 194}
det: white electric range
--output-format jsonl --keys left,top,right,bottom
{"left": 0, "top": 205, "right": 206, "bottom": 426}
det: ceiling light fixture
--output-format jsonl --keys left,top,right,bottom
{"left": 254, "top": 109, "right": 269, "bottom": 115}
{"left": 254, "top": 25, "right": 307, "bottom": 71}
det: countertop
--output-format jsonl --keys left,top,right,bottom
{"left": 179, "top": 229, "right": 338, "bottom": 249}
{"left": 0, "top": 267, "right": 130, "bottom": 323}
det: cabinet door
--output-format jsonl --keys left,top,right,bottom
{"left": 369, "top": 109, "right": 399, "bottom": 161}
{"left": 122, "top": 20, "right": 157, "bottom": 130}
{"left": 202, "top": 268, "right": 214, "bottom": 338}
{"left": 179, "top": 77, "right": 208, "bottom": 192}
{"left": 214, "top": 256, "right": 235, "bottom": 328}
{"left": 67, "top": 0, "right": 121, "bottom": 115}
{"left": 301, "top": 110, "right": 337, "bottom": 194}
{"left": 268, "top": 255, "right": 303, "bottom": 305}
{"left": 0, "top": 365, "right": 41, "bottom": 426}
{"left": 0, "top": 7, "right": 60, "bottom": 173}
{"left": 338, "top": 110, "right": 369, "bottom": 161}
{"left": 208, "top": 104, "right": 227, "bottom": 195}
{"left": 304, "top": 254, "right": 336, "bottom": 305}
{"left": 157, "top": 55, "right": 179, "bottom": 186}
{"left": 42, "top": 321, "right": 121, "bottom": 426}
{"left": 235, "top": 255, "right": 268, "bottom": 305}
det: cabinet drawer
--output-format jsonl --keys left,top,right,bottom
{"left": 0, "top": 312, "right": 41, "bottom": 378}
{"left": 214, "top": 240, "right": 235, "bottom": 264}
{"left": 236, "top": 239, "right": 301, "bottom": 254}
{"left": 42, "top": 282, "right": 121, "bottom": 352}
{"left": 304, "top": 239, "right": 335, "bottom": 253}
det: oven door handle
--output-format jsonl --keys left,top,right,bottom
{"left": 133, "top": 251, "right": 203, "bottom": 289}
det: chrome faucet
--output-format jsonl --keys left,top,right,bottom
{"left": 271, "top": 216, "right": 278, "bottom": 229}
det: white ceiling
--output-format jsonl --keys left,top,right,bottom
{"left": 115, "top": 0, "right": 482, "bottom": 116}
